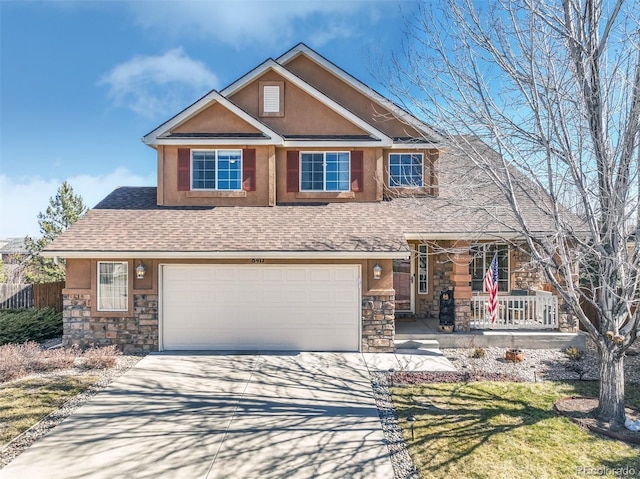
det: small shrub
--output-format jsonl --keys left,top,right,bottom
{"left": 471, "top": 347, "right": 486, "bottom": 359}
{"left": 34, "top": 346, "right": 79, "bottom": 371}
{"left": 80, "top": 345, "right": 121, "bottom": 369}
{"left": 0, "top": 308, "right": 63, "bottom": 345}
{"left": 565, "top": 346, "right": 587, "bottom": 379}
{"left": 565, "top": 346, "right": 584, "bottom": 361}
{"left": 0, "top": 343, "right": 29, "bottom": 382}
{"left": 0, "top": 342, "right": 81, "bottom": 383}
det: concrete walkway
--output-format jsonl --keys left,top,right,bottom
{"left": 395, "top": 317, "right": 586, "bottom": 350}
{"left": 363, "top": 348, "right": 456, "bottom": 372}
{"left": 0, "top": 351, "right": 454, "bottom": 479}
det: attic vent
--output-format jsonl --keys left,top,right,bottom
{"left": 263, "top": 86, "right": 280, "bottom": 113}
{"left": 259, "top": 81, "right": 284, "bottom": 117}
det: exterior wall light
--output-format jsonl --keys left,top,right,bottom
{"left": 373, "top": 263, "right": 382, "bottom": 280}
{"left": 135, "top": 261, "right": 146, "bottom": 280}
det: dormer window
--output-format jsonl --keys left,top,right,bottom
{"left": 259, "top": 81, "right": 284, "bottom": 117}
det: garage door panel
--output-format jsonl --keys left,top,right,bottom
{"left": 334, "top": 267, "right": 357, "bottom": 281}
{"left": 285, "top": 268, "right": 307, "bottom": 281}
{"left": 162, "top": 264, "right": 359, "bottom": 351}
{"left": 310, "top": 268, "right": 332, "bottom": 281}
{"left": 335, "top": 290, "right": 358, "bottom": 303}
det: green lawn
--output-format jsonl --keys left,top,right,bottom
{"left": 391, "top": 381, "right": 640, "bottom": 479}
{"left": 0, "top": 375, "right": 98, "bottom": 447}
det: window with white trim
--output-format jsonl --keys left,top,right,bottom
{"left": 418, "top": 244, "right": 428, "bottom": 294}
{"left": 98, "top": 261, "right": 128, "bottom": 311}
{"left": 300, "top": 152, "right": 350, "bottom": 191}
{"left": 470, "top": 244, "right": 509, "bottom": 292}
{"left": 389, "top": 153, "right": 423, "bottom": 187}
{"left": 192, "top": 150, "right": 242, "bottom": 190}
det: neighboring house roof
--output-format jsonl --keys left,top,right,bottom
{"left": 0, "top": 238, "right": 28, "bottom": 255}
{"left": 44, "top": 141, "right": 574, "bottom": 258}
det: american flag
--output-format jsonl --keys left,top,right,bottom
{"left": 484, "top": 253, "right": 499, "bottom": 323}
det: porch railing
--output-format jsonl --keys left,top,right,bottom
{"left": 471, "top": 293, "right": 558, "bottom": 329}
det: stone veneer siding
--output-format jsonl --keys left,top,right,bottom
{"left": 362, "top": 294, "right": 395, "bottom": 352}
{"left": 63, "top": 293, "right": 159, "bottom": 354}
{"left": 512, "top": 247, "right": 545, "bottom": 290}
{"left": 422, "top": 248, "right": 454, "bottom": 318}
{"left": 420, "top": 245, "right": 473, "bottom": 331}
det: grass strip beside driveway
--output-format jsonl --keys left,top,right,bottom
{"left": 0, "top": 375, "right": 98, "bottom": 447}
{"left": 392, "top": 381, "right": 640, "bottom": 479}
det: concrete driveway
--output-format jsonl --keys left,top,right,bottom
{"left": 0, "top": 352, "right": 395, "bottom": 479}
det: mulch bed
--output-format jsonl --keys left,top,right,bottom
{"left": 554, "top": 397, "right": 640, "bottom": 444}
{"left": 390, "top": 371, "right": 523, "bottom": 384}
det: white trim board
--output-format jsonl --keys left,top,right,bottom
{"left": 142, "top": 91, "right": 284, "bottom": 146}
{"left": 42, "top": 250, "right": 410, "bottom": 260}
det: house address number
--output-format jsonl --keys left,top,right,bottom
{"left": 251, "top": 258, "right": 265, "bottom": 263}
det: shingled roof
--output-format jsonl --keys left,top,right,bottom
{"left": 44, "top": 140, "right": 577, "bottom": 258}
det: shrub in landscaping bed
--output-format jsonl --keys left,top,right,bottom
{"left": 0, "top": 342, "right": 121, "bottom": 383}
{"left": 79, "top": 345, "right": 120, "bottom": 369}
{"left": 0, "top": 342, "right": 77, "bottom": 383}
{"left": 0, "top": 308, "right": 62, "bottom": 345}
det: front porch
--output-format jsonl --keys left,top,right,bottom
{"left": 392, "top": 239, "right": 579, "bottom": 335}
{"left": 470, "top": 292, "right": 558, "bottom": 329}
{"left": 395, "top": 317, "right": 586, "bottom": 350}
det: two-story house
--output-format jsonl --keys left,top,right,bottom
{"left": 44, "top": 43, "right": 577, "bottom": 353}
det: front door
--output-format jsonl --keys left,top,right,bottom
{"left": 393, "top": 258, "right": 414, "bottom": 312}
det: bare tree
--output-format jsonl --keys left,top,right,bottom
{"left": 383, "top": 0, "right": 640, "bottom": 428}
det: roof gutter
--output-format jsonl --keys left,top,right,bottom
{"left": 404, "top": 232, "right": 527, "bottom": 241}
{"left": 42, "top": 250, "right": 410, "bottom": 260}
{"left": 404, "top": 231, "right": 591, "bottom": 241}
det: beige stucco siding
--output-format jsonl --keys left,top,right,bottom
{"left": 285, "top": 55, "right": 423, "bottom": 139}
{"left": 65, "top": 258, "right": 91, "bottom": 289}
{"left": 172, "top": 102, "right": 262, "bottom": 134}
{"left": 229, "top": 70, "right": 368, "bottom": 136}
{"left": 159, "top": 145, "right": 274, "bottom": 206}
{"left": 276, "top": 147, "right": 381, "bottom": 203}
{"left": 65, "top": 257, "right": 393, "bottom": 301}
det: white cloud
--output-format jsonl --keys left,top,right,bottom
{"left": 127, "top": 1, "right": 373, "bottom": 48}
{"left": 99, "top": 48, "right": 218, "bottom": 118}
{"left": 0, "top": 169, "right": 156, "bottom": 238}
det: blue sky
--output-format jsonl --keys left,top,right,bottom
{"left": 0, "top": 0, "right": 413, "bottom": 238}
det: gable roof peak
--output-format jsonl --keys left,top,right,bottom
{"left": 220, "top": 57, "right": 393, "bottom": 145}
{"left": 142, "top": 89, "right": 284, "bottom": 146}
{"left": 276, "top": 43, "right": 445, "bottom": 143}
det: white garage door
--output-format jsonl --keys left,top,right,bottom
{"left": 161, "top": 264, "right": 360, "bottom": 351}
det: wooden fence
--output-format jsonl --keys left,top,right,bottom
{"left": 0, "top": 281, "right": 64, "bottom": 311}
{"left": 0, "top": 284, "right": 33, "bottom": 309}
{"left": 34, "top": 281, "right": 64, "bottom": 311}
